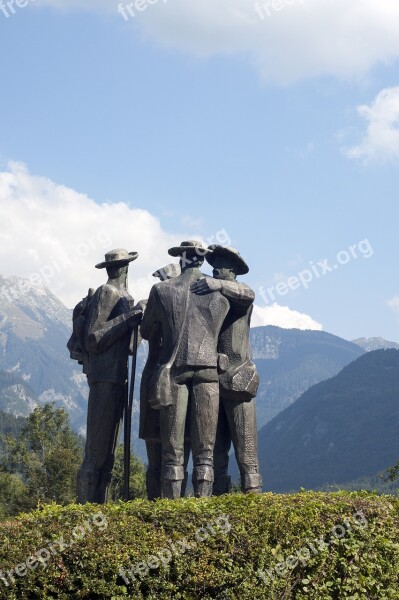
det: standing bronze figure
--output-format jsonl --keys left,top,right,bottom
{"left": 139, "top": 263, "right": 190, "bottom": 501}
{"left": 140, "top": 241, "right": 231, "bottom": 498}
{"left": 76, "top": 249, "right": 142, "bottom": 504}
{"left": 201, "top": 245, "right": 262, "bottom": 494}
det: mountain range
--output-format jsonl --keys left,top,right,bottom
{"left": 251, "top": 326, "right": 364, "bottom": 427}
{"left": 258, "top": 349, "right": 399, "bottom": 492}
{"left": 0, "top": 275, "right": 88, "bottom": 432}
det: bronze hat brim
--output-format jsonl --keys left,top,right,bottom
{"left": 95, "top": 252, "right": 139, "bottom": 269}
{"left": 206, "top": 246, "right": 249, "bottom": 275}
{"left": 168, "top": 246, "right": 213, "bottom": 257}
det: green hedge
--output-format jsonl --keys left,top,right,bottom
{"left": 0, "top": 492, "right": 399, "bottom": 599}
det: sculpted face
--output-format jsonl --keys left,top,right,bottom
{"left": 211, "top": 256, "right": 236, "bottom": 281}
{"left": 179, "top": 252, "right": 205, "bottom": 270}
{"left": 106, "top": 265, "right": 128, "bottom": 280}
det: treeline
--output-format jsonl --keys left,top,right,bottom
{"left": 0, "top": 410, "right": 25, "bottom": 448}
{"left": 320, "top": 474, "right": 399, "bottom": 495}
{"left": 0, "top": 404, "right": 146, "bottom": 519}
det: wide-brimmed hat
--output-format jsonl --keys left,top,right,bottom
{"left": 152, "top": 263, "right": 181, "bottom": 281}
{"left": 206, "top": 245, "right": 249, "bottom": 275}
{"left": 168, "top": 240, "right": 212, "bottom": 258}
{"left": 95, "top": 249, "right": 138, "bottom": 269}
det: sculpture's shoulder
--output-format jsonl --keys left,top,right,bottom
{"left": 238, "top": 280, "right": 254, "bottom": 292}
{"left": 151, "top": 270, "right": 206, "bottom": 300}
{"left": 148, "top": 280, "right": 166, "bottom": 297}
{"left": 152, "top": 279, "right": 173, "bottom": 290}
{"left": 95, "top": 282, "right": 118, "bottom": 296}
{"left": 92, "top": 284, "right": 130, "bottom": 309}
{"left": 235, "top": 280, "right": 255, "bottom": 297}
{"left": 153, "top": 274, "right": 184, "bottom": 291}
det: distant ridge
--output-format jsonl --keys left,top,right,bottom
{"left": 258, "top": 349, "right": 399, "bottom": 492}
{"left": 353, "top": 336, "right": 399, "bottom": 352}
{"left": 250, "top": 326, "right": 364, "bottom": 427}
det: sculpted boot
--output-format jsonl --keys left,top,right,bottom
{"left": 162, "top": 466, "right": 184, "bottom": 500}
{"left": 213, "top": 474, "right": 231, "bottom": 496}
{"left": 162, "top": 480, "right": 183, "bottom": 499}
{"left": 242, "top": 473, "right": 263, "bottom": 494}
{"left": 193, "top": 466, "right": 214, "bottom": 498}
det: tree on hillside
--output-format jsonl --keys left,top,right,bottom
{"left": 1, "top": 403, "right": 83, "bottom": 512}
{"left": 385, "top": 461, "right": 399, "bottom": 482}
{"left": 0, "top": 471, "right": 27, "bottom": 518}
{"left": 0, "top": 410, "right": 26, "bottom": 443}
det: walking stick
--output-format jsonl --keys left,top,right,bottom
{"left": 123, "top": 324, "right": 139, "bottom": 501}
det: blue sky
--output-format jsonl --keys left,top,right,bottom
{"left": 0, "top": 1, "right": 398, "bottom": 341}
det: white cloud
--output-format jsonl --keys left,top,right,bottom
{"left": 251, "top": 302, "right": 322, "bottom": 330}
{"left": 346, "top": 87, "right": 399, "bottom": 162}
{"left": 0, "top": 161, "right": 322, "bottom": 335}
{"left": 33, "top": 0, "right": 399, "bottom": 84}
{"left": 0, "top": 162, "right": 192, "bottom": 307}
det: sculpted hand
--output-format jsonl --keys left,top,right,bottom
{"left": 127, "top": 309, "right": 143, "bottom": 326}
{"left": 134, "top": 299, "right": 148, "bottom": 313}
{"left": 190, "top": 277, "right": 222, "bottom": 295}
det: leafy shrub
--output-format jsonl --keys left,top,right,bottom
{"left": 0, "top": 491, "right": 398, "bottom": 599}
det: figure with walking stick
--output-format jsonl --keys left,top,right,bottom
{"left": 74, "top": 249, "right": 142, "bottom": 504}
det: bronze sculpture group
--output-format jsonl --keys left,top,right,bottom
{"left": 69, "top": 241, "right": 262, "bottom": 503}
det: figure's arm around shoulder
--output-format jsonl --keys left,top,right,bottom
{"left": 219, "top": 280, "right": 255, "bottom": 307}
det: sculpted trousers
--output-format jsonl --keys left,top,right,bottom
{"left": 213, "top": 394, "right": 263, "bottom": 494}
{"left": 145, "top": 439, "right": 191, "bottom": 500}
{"left": 160, "top": 367, "right": 219, "bottom": 499}
{"left": 77, "top": 381, "right": 125, "bottom": 504}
